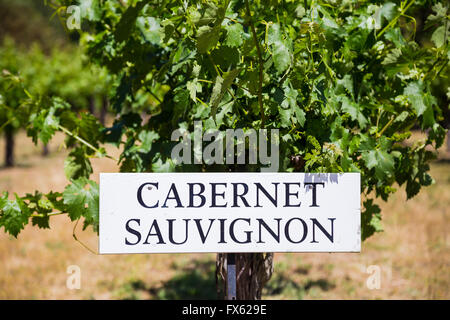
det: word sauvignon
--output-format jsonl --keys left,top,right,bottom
{"left": 124, "top": 216, "right": 335, "bottom": 245}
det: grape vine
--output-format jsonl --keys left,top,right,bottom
{"left": 0, "top": 0, "right": 448, "bottom": 246}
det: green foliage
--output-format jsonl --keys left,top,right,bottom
{"left": 0, "top": 0, "right": 449, "bottom": 241}
{"left": 0, "top": 38, "right": 112, "bottom": 140}
{"left": 361, "top": 199, "right": 383, "bottom": 241}
{"left": 64, "top": 147, "right": 94, "bottom": 180}
{"left": 63, "top": 178, "right": 99, "bottom": 231}
{"left": 0, "top": 38, "right": 109, "bottom": 236}
{"left": 0, "top": 192, "right": 30, "bottom": 237}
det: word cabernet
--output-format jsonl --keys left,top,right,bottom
{"left": 99, "top": 173, "right": 361, "bottom": 253}
{"left": 136, "top": 181, "right": 325, "bottom": 209}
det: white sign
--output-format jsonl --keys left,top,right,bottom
{"left": 99, "top": 173, "right": 360, "bottom": 254}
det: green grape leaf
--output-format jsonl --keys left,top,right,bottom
{"left": 64, "top": 147, "right": 93, "bottom": 180}
{"left": 187, "top": 79, "right": 202, "bottom": 102}
{"left": 40, "top": 111, "right": 59, "bottom": 144}
{"left": 281, "top": 84, "right": 305, "bottom": 127}
{"left": 197, "top": 25, "right": 221, "bottom": 53}
{"left": 431, "top": 25, "right": 448, "bottom": 48}
{"left": 31, "top": 215, "right": 50, "bottom": 229}
{"left": 404, "top": 81, "right": 427, "bottom": 116}
{"left": 361, "top": 199, "right": 383, "bottom": 241}
{"left": 272, "top": 41, "right": 290, "bottom": 74}
{"left": 268, "top": 23, "right": 291, "bottom": 73}
{"left": 426, "top": 3, "right": 447, "bottom": 27}
{"left": 152, "top": 158, "right": 176, "bottom": 172}
{"left": 341, "top": 97, "right": 368, "bottom": 128}
{"left": 80, "top": 0, "right": 102, "bottom": 21}
{"left": 0, "top": 193, "right": 30, "bottom": 238}
{"left": 191, "top": 1, "right": 226, "bottom": 27}
{"left": 362, "top": 149, "right": 395, "bottom": 180}
{"left": 161, "top": 19, "right": 175, "bottom": 42}
{"left": 173, "top": 88, "right": 190, "bottom": 125}
{"left": 138, "top": 130, "right": 160, "bottom": 153}
{"left": 406, "top": 179, "right": 421, "bottom": 199}
{"left": 114, "top": 1, "right": 146, "bottom": 42}
{"left": 278, "top": 105, "right": 292, "bottom": 128}
{"left": 210, "top": 75, "right": 224, "bottom": 118}
{"left": 225, "top": 23, "right": 244, "bottom": 48}
{"left": 336, "top": 75, "right": 354, "bottom": 98}
{"left": 137, "top": 17, "right": 161, "bottom": 45}
{"left": 63, "top": 178, "right": 99, "bottom": 232}
{"left": 210, "top": 69, "right": 239, "bottom": 119}
{"left": 28, "top": 99, "right": 67, "bottom": 145}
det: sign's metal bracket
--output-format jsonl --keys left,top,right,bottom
{"left": 227, "top": 253, "right": 237, "bottom": 300}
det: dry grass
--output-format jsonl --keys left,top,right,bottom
{"left": 0, "top": 130, "right": 448, "bottom": 300}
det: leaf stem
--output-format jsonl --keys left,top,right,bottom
{"left": 377, "top": 0, "right": 415, "bottom": 39}
{"left": 376, "top": 116, "right": 395, "bottom": 138}
{"left": 197, "top": 79, "right": 214, "bottom": 84}
{"left": 320, "top": 54, "right": 335, "bottom": 80}
{"left": 31, "top": 212, "right": 65, "bottom": 218}
{"left": 196, "top": 96, "right": 209, "bottom": 107}
{"left": 245, "top": 0, "right": 265, "bottom": 128}
{"left": 200, "top": 78, "right": 252, "bottom": 95}
{"left": 145, "top": 86, "right": 162, "bottom": 104}
{"left": 225, "top": 17, "right": 243, "bottom": 25}
{"left": 73, "top": 218, "right": 97, "bottom": 255}
{"left": 58, "top": 124, "right": 118, "bottom": 162}
{"left": 207, "top": 53, "right": 221, "bottom": 77}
